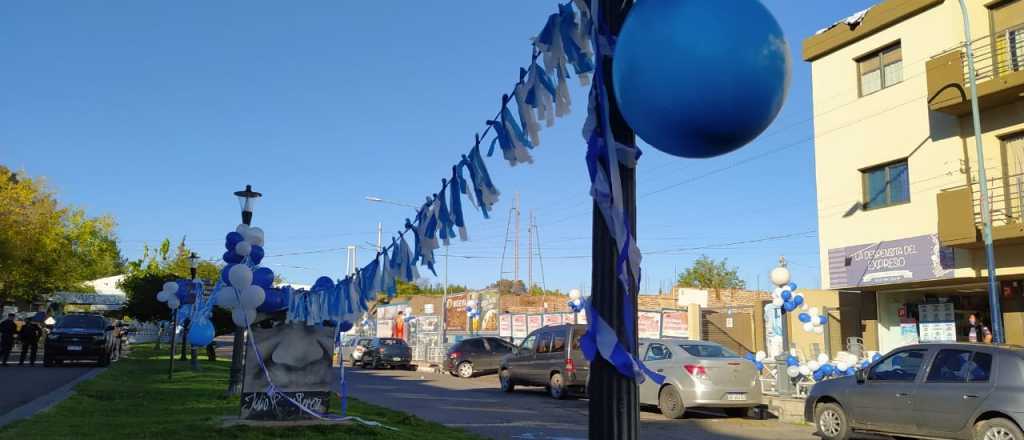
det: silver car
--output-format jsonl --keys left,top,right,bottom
{"left": 638, "top": 339, "right": 761, "bottom": 419}
{"left": 806, "top": 343, "right": 1024, "bottom": 440}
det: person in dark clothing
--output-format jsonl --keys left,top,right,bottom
{"left": 964, "top": 313, "right": 993, "bottom": 343}
{"left": 18, "top": 320, "right": 41, "bottom": 365}
{"left": 0, "top": 314, "right": 17, "bottom": 366}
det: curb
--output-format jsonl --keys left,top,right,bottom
{"left": 0, "top": 367, "right": 105, "bottom": 428}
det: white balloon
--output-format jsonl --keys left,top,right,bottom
{"left": 787, "top": 366, "right": 801, "bottom": 378}
{"left": 770, "top": 266, "right": 791, "bottom": 286}
{"left": 836, "top": 361, "right": 850, "bottom": 372}
{"left": 163, "top": 281, "right": 179, "bottom": 294}
{"left": 235, "top": 240, "right": 252, "bottom": 257}
{"left": 755, "top": 351, "right": 767, "bottom": 362}
{"left": 247, "top": 227, "right": 265, "bottom": 247}
{"left": 167, "top": 297, "right": 181, "bottom": 309}
{"left": 809, "top": 307, "right": 820, "bottom": 316}
{"left": 229, "top": 264, "right": 253, "bottom": 289}
{"left": 803, "top": 322, "right": 815, "bottom": 332}
{"left": 801, "top": 303, "right": 810, "bottom": 311}
{"left": 236, "top": 224, "right": 250, "bottom": 235}
{"left": 232, "top": 308, "right": 256, "bottom": 327}
{"left": 217, "top": 287, "right": 240, "bottom": 309}
{"left": 569, "top": 288, "right": 582, "bottom": 300}
{"left": 799, "top": 365, "right": 812, "bottom": 377}
{"left": 814, "top": 326, "right": 825, "bottom": 334}
{"left": 808, "top": 360, "right": 821, "bottom": 371}
{"left": 156, "top": 291, "right": 169, "bottom": 302}
{"left": 240, "top": 285, "right": 265, "bottom": 309}
{"left": 817, "top": 353, "right": 829, "bottom": 365}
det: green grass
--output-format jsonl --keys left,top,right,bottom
{"left": 0, "top": 344, "right": 485, "bottom": 440}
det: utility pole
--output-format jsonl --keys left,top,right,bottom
{"left": 590, "top": 1, "right": 638, "bottom": 438}
{"left": 528, "top": 210, "right": 534, "bottom": 293}
{"left": 376, "top": 222, "right": 382, "bottom": 252}
{"left": 514, "top": 193, "right": 520, "bottom": 288}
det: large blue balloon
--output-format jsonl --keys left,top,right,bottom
{"left": 613, "top": 0, "right": 789, "bottom": 158}
{"left": 253, "top": 267, "right": 275, "bottom": 289}
{"left": 339, "top": 320, "right": 354, "bottom": 332}
{"left": 249, "top": 245, "right": 265, "bottom": 265}
{"left": 188, "top": 317, "right": 215, "bottom": 346}
{"left": 781, "top": 290, "right": 792, "bottom": 301}
{"left": 223, "top": 250, "right": 243, "bottom": 264}
{"left": 176, "top": 280, "right": 196, "bottom": 304}
{"left": 786, "top": 356, "right": 799, "bottom": 367}
{"left": 313, "top": 276, "right": 334, "bottom": 291}
{"left": 225, "top": 232, "right": 245, "bottom": 251}
{"left": 820, "top": 364, "right": 835, "bottom": 376}
{"left": 793, "top": 295, "right": 805, "bottom": 306}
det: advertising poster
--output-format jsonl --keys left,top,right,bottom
{"left": 637, "top": 311, "right": 662, "bottom": 339}
{"left": 512, "top": 314, "right": 528, "bottom": 339}
{"left": 242, "top": 324, "right": 335, "bottom": 420}
{"left": 543, "top": 313, "right": 563, "bottom": 327}
{"left": 661, "top": 310, "right": 689, "bottom": 338}
{"left": 499, "top": 314, "right": 512, "bottom": 337}
{"left": 899, "top": 323, "right": 920, "bottom": 347}
{"left": 376, "top": 319, "right": 393, "bottom": 338}
{"left": 526, "top": 314, "right": 543, "bottom": 334}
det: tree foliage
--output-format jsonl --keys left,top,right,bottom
{"left": 393, "top": 280, "right": 468, "bottom": 297}
{"left": 676, "top": 255, "right": 746, "bottom": 291}
{"left": 0, "top": 166, "right": 124, "bottom": 304}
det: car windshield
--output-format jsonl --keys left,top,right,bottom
{"left": 56, "top": 315, "right": 106, "bottom": 329}
{"left": 679, "top": 343, "right": 738, "bottom": 358}
{"left": 379, "top": 339, "right": 406, "bottom": 346}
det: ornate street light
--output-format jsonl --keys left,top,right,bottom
{"left": 234, "top": 185, "right": 262, "bottom": 226}
{"left": 189, "top": 252, "right": 200, "bottom": 280}
{"left": 770, "top": 257, "right": 793, "bottom": 396}
{"left": 227, "top": 185, "right": 260, "bottom": 395}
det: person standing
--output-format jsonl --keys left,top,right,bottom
{"left": 0, "top": 313, "right": 17, "bottom": 366}
{"left": 18, "top": 320, "right": 41, "bottom": 365}
{"left": 965, "top": 313, "right": 993, "bottom": 343}
{"left": 393, "top": 311, "right": 406, "bottom": 341}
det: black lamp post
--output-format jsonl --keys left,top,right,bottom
{"left": 226, "top": 185, "right": 261, "bottom": 396}
{"left": 188, "top": 252, "right": 200, "bottom": 371}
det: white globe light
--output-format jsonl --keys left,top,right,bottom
{"left": 770, "top": 266, "right": 791, "bottom": 287}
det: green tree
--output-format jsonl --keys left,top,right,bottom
{"left": 0, "top": 166, "right": 123, "bottom": 304}
{"left": 489, "top": 279, "right": 527, "bottom": 295}
{"left": 676, "top": 255, "right": 746, "bottom": 291}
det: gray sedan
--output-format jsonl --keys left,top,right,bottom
{"left": 806, "top": 343, "right": 1024, "bottom": 440}
{"left": 638, "top": 339, "right": 762, "bottom": 419}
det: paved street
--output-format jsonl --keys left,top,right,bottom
{"left": 0, "top": 363, "right": 100, "bottom": 415}
{"left": 346, "top": 366, "right": 820, "bottom": 440}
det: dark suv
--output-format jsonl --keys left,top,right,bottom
{"left": 500, "top": 324, "right": 589, "bottom": 399}
{"left": 359, "top": 338, "right": 414, "bottom": 370}
{"left": 44, "top": 314, "right": 118, "bottom": 367}
{"left": 446, "top": 337, "right": 516, "bottom": 378}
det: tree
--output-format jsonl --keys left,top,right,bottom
{"left": 489, "top": 279, "right": 527, "bottom": 295}
{"left": 0, "top": 166, "right": 123, "bottom": 304}
{"left": 393, "top": 280, "right": 468, "bottom": 297}
{"left": 676, "top": 255, "right": 746, "bottom": 291}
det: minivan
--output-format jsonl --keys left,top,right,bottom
{"left": 499, "top": 324, "right": 589, "bottom": 399}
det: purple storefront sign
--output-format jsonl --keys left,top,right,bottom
{"left": 828, "top": 234, "right": 955, "bottom": 289}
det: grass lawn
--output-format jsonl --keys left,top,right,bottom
{"left": 0, "top": 344, "right": 485, "bottom": 440}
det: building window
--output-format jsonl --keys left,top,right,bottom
{"left": 862, "top": 160, "right": 910, "bottom": 209}
{"left": 858, "top": 44, "right": 902, "bottom": 96}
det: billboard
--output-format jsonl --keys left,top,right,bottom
{"left": 828, "top": 234, "right": 954, "bottom": 288}
{"left": 512, "top": 314, "right": 528, "bottom": 339}
{"left": 543, "top": 313, "right": 563, "bottom": 327}
{"left": 499, "top": 314, "right": 512, "bottom": 338}
{"left": 526, "top": 314, "right": 543, "bottom": 334}
{"left": 661, "top": 310, "right": 688, "bottom": 338}
{"left": 637, "top": 311, "right": 662, "bottom": 339}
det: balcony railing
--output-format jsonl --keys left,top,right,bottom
{"left": 927, "top": 25, "right": 1024, "bottom": 115}
{"left": 938, "top": 171, "right": 1024, "bottom": 247}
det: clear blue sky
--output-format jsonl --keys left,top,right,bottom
{"left": 1, "top": 0, "right": 877, "bottom": 295}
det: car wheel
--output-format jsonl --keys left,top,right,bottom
{"left": 499, "top": 369, "right": 515, "bottom": 393}
{"left": 549, "top": 372, "right": 567, "bottom": 400}
{"left": 658, "top": 385, "right": 686, "bottom": 419}
{"left": 98, "top": 350, "right": 111, "bottom": 367}
{"left": 724, "top": 407, "right": 750, "bottom": 418}
{"left": 975, "top": 417, "right": 1024, "bottom": 440}
{"left": 814, "top": 402, "right": 851, "bottom": 440}
{"left": 457, "top": 362, "right": 474, "bottom": 378}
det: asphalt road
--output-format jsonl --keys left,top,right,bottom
{"left": 0, "top": 363, "right": 100, "bottom": 416}
{"left": 345, "top": 366, "right": 821, "bottom": 440}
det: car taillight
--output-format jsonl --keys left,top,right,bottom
{"left": 450, "top": 351, "right": 460, "bottom": 359}
{"left": 565, "top": 358, "right": 576, "bottom": 373}
{"left": 684, "top": 364, "right": 708, "bottom": 380}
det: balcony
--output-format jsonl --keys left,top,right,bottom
{"left": 938, "top": 172, "right": 1024, "bottom": 247}
{"left": 927, "top": 26, "right": 1024, "bottom": 116}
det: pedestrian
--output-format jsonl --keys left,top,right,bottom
{"left": 393, "top": 311, "right": 406, "bottom": 341}
{"left": 18, "top": 319, "right": 41, "bottom": 366}
{"left": 965, "top": 313, "right": 993, "bottom": 343}
{"left": 0, "top": 313, "right": 17, "bottom": 366}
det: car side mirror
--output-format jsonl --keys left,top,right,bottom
{"left": 856, "top": 369, "right": 867, "bottom": 384}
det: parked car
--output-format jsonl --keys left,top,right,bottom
{"left": 343, "top": 337, "right": 372, "bottom": 366}
{"left": 446, "top": 337, "right": 517, "bottom": 378}
{"left": 806, "top": 343, "right": 1024, "bottom": 440}
{"left": 499, "top": 324, "right": 589, "bottom": 399}
{"left": 44, "top": 314, "right": 119, "bottom": 367}
{"left": 637, "top": 339, "right": 761, "bottom": 419}
{"left": 360, "top": 338, "right": 414, "bottom": 370}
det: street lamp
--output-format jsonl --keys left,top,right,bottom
{"left": 189, "top": 252, "right": 200, "bottom": 280}
{"left": 188, "top": 252, "right": 200, "bottom": 371}
{"left": 770, "top": 257, "right": 793, "bottom": 396}
{"left": 365, "top": 196, "right": 450, "bottom": 347}
{"left": 227, "top": 185, "right": 261, "bottom": 396}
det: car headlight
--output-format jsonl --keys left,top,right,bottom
{"left": 47, "top": 334, "right": 60, "bottom": 341}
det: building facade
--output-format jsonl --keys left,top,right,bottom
{"left": 806, "top": 0, "right": 1024, "bottom": 352}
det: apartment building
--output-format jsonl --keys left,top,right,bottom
{"left": 805, "top": 0, "right": 1024, "bottom": 352}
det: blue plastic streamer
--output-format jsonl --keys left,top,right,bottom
{"left": 449, "top": 166, "right": 468, "bottom": 241}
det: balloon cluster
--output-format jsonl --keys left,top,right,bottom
{"left": 223, "top": 225, "right": 265, "bottom": 265}
{"left": 797, "top": 307, "right": 828, "bottom": 335}
{"left": 216, "top": 224, "right": 273, "bottom": 327}
{"left": 155, "top": 280, "right": 194, "bottom": 310}
{"left": 784, "top": 352, "right": 884, "bottom": 382}
{"left": 567, "top": 288, "right": 584, "bottom": 313}
{"left": 771, "top": 282, "right": 804, "bottom": 313}
{"left": 743, "top": 351, "right": 769, "bottom": 372}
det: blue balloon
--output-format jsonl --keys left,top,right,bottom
{"left": 861, "top": 360, "right": 871, "bottom": 369}
{"left": 820, "top": 364, "right": 835, "bottom": 376}
{"left": 253, "top": 267, "right": 275, "bottom": 289}
{"left": 249, "top": 245, "right": 265, "bottom": 265}
{"left": 819, "top": 315, "right": 828, "bottom": 326}
{"left": 793, "top": 295, "right": 805, "bottom": 306}
{"left": 872, "top": 353, "right": 883, "bottom": 362}
{"left": 788, "top": 282, "right": 798, "bottom": 291}
{"left": 744, "top": 353, "right": 756, "bottom": 362}
{"left": 754, "top": 361, "right": 764, "bottom": 371}
{"left": 339, "top": 320, "right": 354, "bottom": 333}
{"left": 813, "top": 371, "right": 825, "bottom": 382}
{"left": 781, "top": 302, "right": 793, "bottom": 312}
{"left": 787, "top": 356, "right": 799, "bottom": 367}
{"left": 257, "top": 288, "right": 287, "bottom": 313}
{"left": 223, "top": 250, "right": 243, "bottom": 264}
{"left": 221, "top": 264, "right": 235, "bottom": 286}
{"left": 613, "top": 0, "right": 789, "bottom": 158}
{"left": 312, "top": 276, "right": 334, "bottom": 291}
{"left": 798, "top": 313, "right": 811, "bottom": 323}
{"left": 225, "top": 232, "right": 245, "bottom": 251}
{"left": 176, "top": 280, "right": 196, "bottom": 304}
{"left": 188, "top": 318, "right": 215, "bottom": 347}
{"left": 781, "top": 290, "right": 792, "bottom": 301}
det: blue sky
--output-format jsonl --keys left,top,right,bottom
{"left": 1, "top": 0, "right": 878, "bottom": 295}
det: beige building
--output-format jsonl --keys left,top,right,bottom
{"left": 805, "top": 0, "right": 1024, "bottom": 352}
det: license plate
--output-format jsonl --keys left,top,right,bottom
{"left": 726, "top": 393, "right": 747, "bottom": 401}
{"left": 67, "top": 345, "right": 82, "bottom": 351}
{"left": 393, "top": 357, "right": 402, "bottom": 361}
